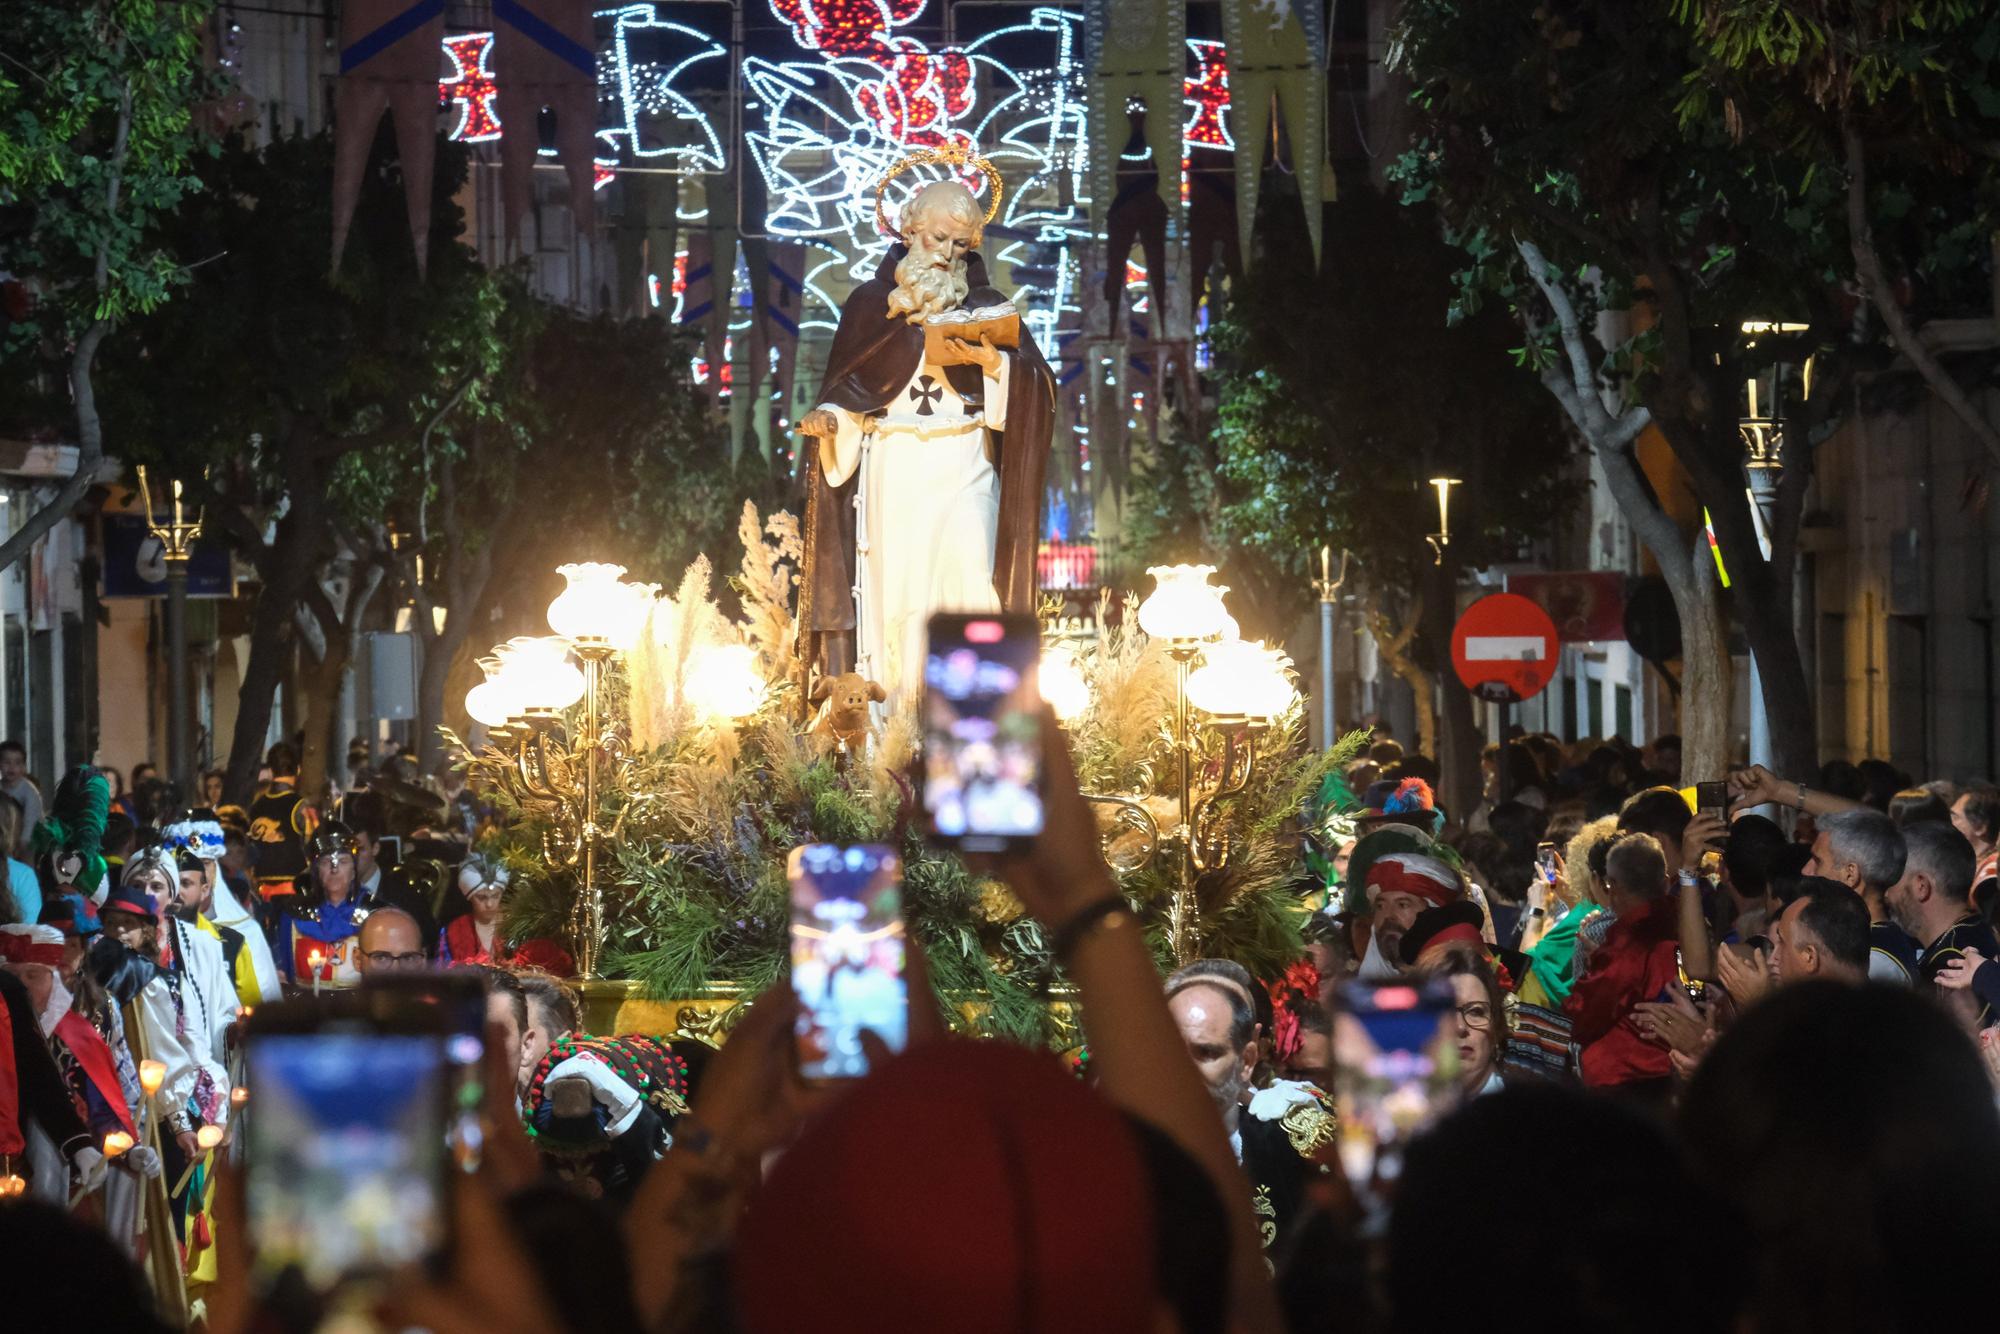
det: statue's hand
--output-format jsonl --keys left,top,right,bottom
{"left": 799, "top": 407, "right": 840, "bottom": 439}
{"left": 943, "top": 334, "right": 1002, "bottom": 373}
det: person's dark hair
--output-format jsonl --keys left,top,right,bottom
{"left": 1786, "top": 878, "right": 1872, "bottom": 974}
{"left": 1957, "top": 784, "right": 2000, "bottom": 847}
{"left": 1124, "top": 1115, "right": 1230, "bottom": 1334}
{"left": 342, "top": 789, "right": 388, "bottom": 840}
{"left": 0, "top": 739, "right": 24, "bottom": 761}
{"left": 1484, "top": 800, "right": 1547, "bottom": 861}
{"left": 1815, "top": 809, "right": 1905, "bottom": 892}
{"left": 1419, "top": 942, "right": 1505, "bottom": 1034}
{"left": 516, "top": 969, "right": 580, "bottom": 1039}
{"left": 132, "top": 776, "right": 180, "bottom": 828}
{"left": 1449, "top": 831, "right": 1505, "bottom": 895}
{"left": 1721, "top": 813, "right": 1790, "bottom": 900}
{"left": 1886, "top": 787, "right": 1950, "bottom": 829}
{"left": 1616, "top": 786, "right": 1693, "bottom": 847}
{"left": 1855, "top": 759, "right": 1908, "bottom": 813}
{"left": 1369, "top": 736, "right": 1405, "bottom": 766}
{"left": 1816, "top": 759, "right": 1866, "bottom": 802}
{"left": 1165, "top": 960, "right": 1259, "bottom": 1052}
{"left": 1390, "top": 753, "right": 1441, "bottom": 788}
{"left": 1899, "top": 818, "right": 1975, "bottom": 904}
{"left": 503, "top": 1183, "right": 643, "bottom": 1334}
{"left": 1495, "top": 739, "right": 1547, "bottom": 804}
{"left": 1542, "top": 799, "right": 1588, "bottom": 856}
{"left": 265, "top": 741, "right": 300, "bottom": 778}
{"left": 102, "top": 810, "right": 136, "bottom": 857}
{"left": 1604, "top": 832, "right": 1668, "bottom": 899}
{"left": 458, "top": 962, "right": 529, "bottom": 1033}
{"left": 1390, "top": 1084, "right": 1743, "bottom": 1334}
{"left": 0, "top": 1199, "right": 175, "bottom": 1332}
{"left": 1681, "top": 983, "right": 2000, "bottom": 1334}
{"left": 1344, "top": 758, "right": 1381, "bottom": 794}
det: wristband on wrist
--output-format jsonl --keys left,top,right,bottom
{"left": 1794, "top": 782, "right": 1808, "bottom": 811}
{"left": 1051, "top": 896, "right": 1134, "bottom": 965}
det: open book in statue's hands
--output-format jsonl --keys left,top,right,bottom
{"left": 923, "top": 302, "right": 1020, "bottom": 363}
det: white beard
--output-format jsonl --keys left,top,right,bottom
{"left": 887, "top": 247, "right": 970, "bottom": 324}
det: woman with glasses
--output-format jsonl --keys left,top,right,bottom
{"left": 1423, "top": 942, "right": 1510, "bottom": 1099}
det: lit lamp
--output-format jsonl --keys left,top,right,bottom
{"left": 501, "top": 636, "right": 587, "bottom": 722}
{"left": 1138, "top": 565, "right": 1243, "bottom": 963}
{"left": 1041, "top": 642, "right": 1092, "bottom": 724}
{"left": 548, "top": 562, "right": 656, "bottom": 654}
{"left": 1425, "top": 478, "right": 1461, "bottom": 565}
{"left": 465, "top": 655, "right": 522, "bottom": 737}
{"left": 1188, "top": 638, "right": 1298, "bottom": 724}
{"left": 684, "top": 644, "right": 767, "bottom": 723}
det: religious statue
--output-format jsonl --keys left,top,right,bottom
{"left": 797, "top": 150, "right": 1056, "bottom": 702}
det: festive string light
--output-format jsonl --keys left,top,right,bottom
{"left": 1184, "top": 40, "right": 1232, "bottom": 151}
{"left": 440, "top": 33, "right": 502, "bottom": 143}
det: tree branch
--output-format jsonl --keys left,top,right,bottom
{"left": 1845, "top": 124, "right": 2000, "bottom": 467}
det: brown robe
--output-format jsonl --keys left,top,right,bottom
{"left": 798, "top": 247, "right": 1056, "bottom": 677}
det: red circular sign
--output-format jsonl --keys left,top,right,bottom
{"left": 1450, "top": 593, "right": 1560, "bottom": 704}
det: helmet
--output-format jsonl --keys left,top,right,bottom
{"left": 305, "top": 820, "right": 360, "bottom": 864}
{"left": 290, "top": 821, "right": 361, "bottom": 924}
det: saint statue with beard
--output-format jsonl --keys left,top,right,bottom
{"left": 797, "top": 179, "right": 1055, "bottom": 702}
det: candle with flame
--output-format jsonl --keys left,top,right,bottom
{"left": 196, "top": 1124, "right": 225, "bottom": 1152}
{"left": 102, "top": 1131, "right": 135, "bottom": 1158}
{"left": 0, "top": 1175, "right": 24, "bottom": 1198}
{"left": 139, "top": 1060, "right": 166, "bottom": 1095}
{"left": 308, "top": 949, "right": 324, "bottom": 997}
{"left": 230, "top": 1085, "right": 249, "bottom": 1108}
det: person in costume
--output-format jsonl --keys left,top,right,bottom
{"left": 438, "top": 854, "right": 573, "bottom": 974}
{"left": 522, "top": 1033, "right": 692, "bottom": 1205}
{"left": 0, "top": 940, "right": 103, "bottom": 1203}
{"left": 1342, "top": 825, "right": 1470, "bottom": 982}
{"left": 796, "top": 166, "right": 1055, "bottom": 697}
{"left": 162, "top": 817, "right": 282, "bottom": 1004}
{"left": 246, "top": 741, "right": 316, "bottom": 901}
{"left": 0, "top": 924, "right": 159, "bottom": 1214}
{"left": 29, "top": 766, "right": 112, "bottom": 935}
{"left": 270, "top": 821, "right": 371, "bottom": 989}
{"left": 1163, "top": 960, "right": 1336, "bottom": 1268}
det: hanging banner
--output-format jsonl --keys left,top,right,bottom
{"left": 491, "top": 0, "right": 599, "bottom": 252}
{"left": 1084, "top": 0, "right": 1185, "bottom": 226}
{"left": 1221, "top": 0, "right": 1327, "bottom": 266}
{"left": 331, "top": 0, "right": 446, "bottom": 275}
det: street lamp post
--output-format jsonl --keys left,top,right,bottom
{"left": 136, "top": 468, "right": 202, "bottom": 795}
{"left": 1738, "top": 321, "right": 1809, "bottom": 774}
{"left": 1312, "top": 545, "right": 1352, "bottom": 750}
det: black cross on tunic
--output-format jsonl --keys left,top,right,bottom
{"left": 909, "top": 374, "right": 944, "bottom": 416}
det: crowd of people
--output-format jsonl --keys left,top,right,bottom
{"left": 1, "top": 717, "right": 1998, "bottom": 1334}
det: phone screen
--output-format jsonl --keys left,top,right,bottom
{"left": 1534, "top": 841, "right": 1559, "bottom": 885}
{"left": 788, "top": 844, "right": 908, "bottom": 1080}
{"left": 1331, "top": 979, "right": 1459, "bottom": 1212}
{"left": 245, "top": 1029, "right": 455, "bottom": 1301}
{"left": 921, "top": 612, "right": 1044, "bottom": 852}
{"left": 1694, "top": 781, "right": 1729, "bottom": 821}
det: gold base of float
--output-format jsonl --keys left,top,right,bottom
{"left": 578, "top": 979, "right": 1084, "bottom": 1049}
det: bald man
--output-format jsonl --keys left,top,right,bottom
{"left": 354, "top": 906, "right": 427, "bottom": 977}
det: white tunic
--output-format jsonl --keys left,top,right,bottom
{"left": 817, "top": 353, "right": 1012, "bottom": 703}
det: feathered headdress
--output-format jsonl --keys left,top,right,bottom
{"left": 30, "top": 766, "right": 111, "bottom": 896}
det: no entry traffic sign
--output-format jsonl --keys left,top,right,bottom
{"left": 1451, "top": 593, "right": 1559, "bottom": 704}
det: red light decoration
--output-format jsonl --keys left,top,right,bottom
{"left": 439, "top": 33, "right": 502, "bottom": 143}
{"left": 769, "top": 0, "right": 976, "bottom": 155}
{"left": 1184, "top": 39, "right": 1231, "bottom": 151}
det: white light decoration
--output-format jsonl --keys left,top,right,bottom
{"left": 1040, "top": 643, "right": 1091, "bottom": 723}
{"left": 1137, "top": 565, "right": 1232, "bottom": 644}
{"left": 1187, "top": 638, "right": 1297, "bottom": 721}
{"left": 683, "top": 643, "right": 766, "bottom": 721}
{"left": 466, "top": 656, "right": 522, "bottom": 728}
{"left": 501, "top": 636, "right": 587, "bottom": 713}
{"left": 548, "top": 562, "right": 656, "bottom": 651}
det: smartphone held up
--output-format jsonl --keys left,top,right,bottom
{"left": 788, "top": 844, "right": 909, "bottom": 1081}
{"left": 919, "top": 612, "right": 1045, "bottom": 852}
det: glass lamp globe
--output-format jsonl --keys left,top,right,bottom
{"left": 465, "top": 655, "right": 521, "bottom": 728}
{"left": 1187, "top": 638, "right": 1297, "bottom": 721}
{"left": 683, "top": 644, "right": 766, "bottom": 721}
{"left": 548, "top": 563, "right": 637, "bottom": 648}
{"left": 1040, "top": 643, "right": 1092, "bottom": 723}
{"left": 501, "top": 635, "right": 586, "bottom": 713}
{"left": 1137, "top": 565, "right": 1231, "bottom": 643}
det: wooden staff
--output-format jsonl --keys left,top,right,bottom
{"left": 123, "top": 998, "right": 188, "bottom": 1328}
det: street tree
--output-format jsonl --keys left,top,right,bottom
{"left": 0, "top": 0, "right": 215, "bottom": 568}
{"left": 1385, "top": 0, "right": 1917, "bottom": 781}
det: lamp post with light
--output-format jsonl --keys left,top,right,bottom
{"left": 135, "top": 467, "right": 202, "bottom": 794}
{"left": 1132, "top": 565, "right": 1300, "bottom": 962}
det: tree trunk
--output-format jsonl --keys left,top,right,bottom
{"left": 1423, "top": 564, "right": 1481, "bottom": 819}
{"left": 1671, "top": 539, "right": 1733, "bottom": 782}
{"left": 1363, "top": 591, "right": 1437, "bottom": 759}
{"left": 297, "top": 644, "right": 347, "bottom": 805}
{"left": 223, "top": 493, "right": 325, "bottom": 803}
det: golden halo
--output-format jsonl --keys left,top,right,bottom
{"left": 872, "top": 143, "right": 1004, "bottom": 240}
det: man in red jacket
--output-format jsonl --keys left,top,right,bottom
{"left": 1565, "top": 833, "right": 1682, "bottom": 1101}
